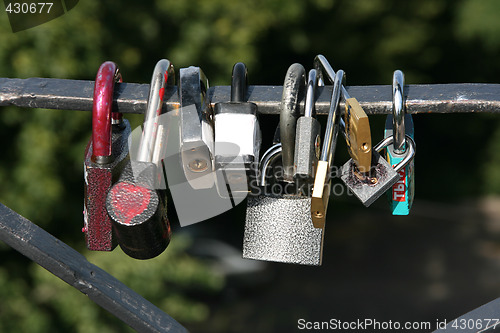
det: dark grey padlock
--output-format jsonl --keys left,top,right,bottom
{"left": 242, "top": 64, "right": 325, "bottom": 266}
{"left": 340, "top": 134, "right": 416, "bottom": 207}
{"left": 294, "top": 68, "right": 321, "bottom": 189}
{"left": 243, "top": 144, "right": 324, "bottom": 266}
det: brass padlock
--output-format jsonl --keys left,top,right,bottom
{"left": 311, "top": 56, "right": 345, "bottom": 229}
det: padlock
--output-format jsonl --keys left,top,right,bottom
{"left": 242, "top": 64, "right": 325, "bottom": 266}
{"left": 105, "top": 59, "right": 173, "bottom": 259}
{"left": 310, "top": 58, "right": 345, "bottom": 229}
{"left": 179, "top": 66, "right": 215, "bottom": 190}
{"left": 243, "top": 147, "right": 324, "bottom": 266}
{"left": 314, "top": 54, "right": 372, "bottom": 173}
{"left": 340, "top": 134, "right": 416, "bottom": 207}
{"left": 385, "top": 70, "right": 415, "bottom": 215}
{"left": 214, "top": 62, "right": 261, "bottom": 199}
{"left": 83, "top": 61, "right": 131, "bottom": 251}
{"left": 293, "top": 68, "right": 321, "bottom": 189}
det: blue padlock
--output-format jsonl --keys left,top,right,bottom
{"left": 384, "top": 70, "right": 415, "bottom": 215}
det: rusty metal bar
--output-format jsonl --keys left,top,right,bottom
{"left": 0, "top": 202, "right": 188, "bottom": 333}
{"left": 1, "top": 78, "right": 499, "bottom": 114}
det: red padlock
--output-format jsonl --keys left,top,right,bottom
{"left": 83, "top": 61, "right": 131, "bottom": 251}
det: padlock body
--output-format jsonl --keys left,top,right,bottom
{"left": 294, "top": 116, "right": 321, "bottom": 182}
{"left": 343, "top": 98, "right": 372, "bottom": 173}
{"left": 384, "top": 114, "right": 415, "bottom": 215}
{"left": 106, "top": 160, "right": 171, "bottom": 259}
{"left": 340, "top": 150, "right": 399, "bottom": 207}
{"left": 214, "top": 102, "right": 261, "bottom": 198}
{"left": 243, "top": 194, "right": 324, "bottom": 266}
{"left": 83, "top": 120, "right": 131, "bottom": 251}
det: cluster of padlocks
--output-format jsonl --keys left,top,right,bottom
{"left": 83, "top": 55, "right": 415, "bottom": 265}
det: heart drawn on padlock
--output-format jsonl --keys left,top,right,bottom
{"left": 108, "top": 182, "right": 152, "bottom": 225}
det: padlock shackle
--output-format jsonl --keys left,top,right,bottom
{"left": 137, "top": 59, "right": 175, "bottom": 163}
{"left": 280, "top": 63, "right": 305, "bottom": 182}
{"left": 92, "top": 61, "right": 121, "bottom": 163}
{"left": 314, "top": 55, "right": 345, "bottom": 165}
{"left": 314, "top": 54, "right": 349, "bottom": 100}
{"left": 373, "top": 134, "right": 415, "bottom": 172}
{"left": 321, "top": 69, "right": 344, "bottom": 165}
{"left": 392, "top": 70, "right": 406, "bottom": 154}
{"left": 231, "top": 62, "right": 248, "bottom": 103}
{"left": 305, "top": 69, "right": 318, "bottom": 118}
{"left": 258, "top": 143, "right": 282, "bottom": 187}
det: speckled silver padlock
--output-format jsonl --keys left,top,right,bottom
{"left": 243, "top": 194, "right": 324, "bottom": 266}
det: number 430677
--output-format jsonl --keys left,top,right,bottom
{"left": 5, "top": 2, "right": 53, "bottom": 14}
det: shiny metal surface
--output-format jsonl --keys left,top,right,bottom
{"left": 137, "top": 59, "right": 174, "bottom": 163}
{"left": 373, "top": 134, "right": 416, "bottom": 172}
{"left": 392, "top": 70, "right": 406, "bottom": 154}
{"left": 315, "top": 54, "right": 350, "bottom": 100}
{"left": 258, "top": 143, "right": 282, "bottom": 186}
{"left": 179, "top": 67, "right": 214, "bottom": 189}
{"left": 310, "top": 67, "right": 344, "bottom": 228}
{"left": 304, "top": 69, "right": 317, "bottom": 118}
{"left": 319, "top": 69, "right": 344, "bottom": 164}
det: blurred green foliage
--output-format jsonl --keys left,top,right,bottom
{"left": 0, "top": 0, "right": 499, "bottom": 331}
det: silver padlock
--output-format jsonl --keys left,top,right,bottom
{"left": 294, "top": 69, "right": 321, "bottom": 188}
{"left": 242, "top": 64, "right": 325, "bottom": 266}
{"left": 340, "top": 134, "right": 416, "bottom": 207}
{"left": 214, "top": 62, "right": 261, "bottom": 199}
{"left": 179, "top": 66, "right": 215, "bottom": 190}
{"left": 243, "top": 146, "right": 324, "bottom": 266}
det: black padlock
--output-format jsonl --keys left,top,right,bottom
{"left": 105, "top": 59, "right": 174, "bottom": 259}
{"left": 106, "top": 160, "right": 170, "bottom": 259}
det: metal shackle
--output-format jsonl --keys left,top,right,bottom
{"left": 231, "top": 62, "right": 248, "bottom": 102}
{"left": 392, "top": 70, "right": 406, "bottom": 154}
{"left": 91, "top": 61, "right": 122, "bottom": 164}
{"left": 305, "top": 69, "right": 318, "bottom": 118}
{"left": 373, "top": 134, "right": 416, "bottom": 173}
{"left": 313, "top": 56, "right": 344, "bottom": 166}
{"left": 137, "top": 59, "right": 175, "bottom": 163}
{"left": 280, "top": 63, "right": 306, "bottom": 182}
{"left": 258, "top": 143, "right": 282, "bottom": 187}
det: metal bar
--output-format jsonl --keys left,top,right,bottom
{"left": 0, "top": 203, "right": 188, "bottom": 333}
{"left": 1, "top": 77, "right": 500, "bottom": 114}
